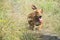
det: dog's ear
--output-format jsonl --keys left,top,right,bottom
{"left": 38, "top": 9, "right": 43, "bottom": 13}
{"left": 41, "top": 9, "right": 43, "bottom": 13}
{"left": 31, "top": 4, "right": 37, "bottom": 10}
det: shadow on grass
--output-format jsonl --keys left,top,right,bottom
{"left": 39, "top": 35, "right": 60, "bottom": 40}
{"left": 20, "top": 31, "right": 60, "bottom": 40}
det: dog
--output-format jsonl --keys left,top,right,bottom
{"left": 27, "top": 4, "right": 43, "bottom": 30}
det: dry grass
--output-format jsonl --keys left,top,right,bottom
{"left": 0, "top": 0, "right": 60, "bottom": 40}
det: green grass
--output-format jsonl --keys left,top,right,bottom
{"left": 0, "top": 0, "right": 60, "bottom": 40}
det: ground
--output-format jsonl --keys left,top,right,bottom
{"left": 0, "top": 0, "right": 60, "bottom": 40}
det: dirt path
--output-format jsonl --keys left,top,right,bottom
{"left": 35, "top": 26, "right": 60, "bottom": 40}
{"left": 27, "top": 28, "right": 60, "bottom": 40}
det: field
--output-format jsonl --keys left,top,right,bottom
{"left": 0, "top": 0, "right": 60, "bottom": 40}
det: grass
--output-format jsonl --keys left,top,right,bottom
{"left": 0, "top": 0, "right": 60, "bottom": 40}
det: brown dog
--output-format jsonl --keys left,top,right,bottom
{"left": 27, "top": 4, "right": 43, "bottom": 30}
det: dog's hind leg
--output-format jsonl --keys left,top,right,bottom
{"left": 33, "top": 25, "right": 38, "bottom": 30}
